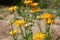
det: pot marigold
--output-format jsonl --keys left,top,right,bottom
{"left": 10, "top": 29, "right": 18, "bottom": 36}
{"left": 30, "top": 2, "right": 38, "bottom": 7}
{"left": 13, "top": 19, "right": 25, "bottom": 27}
{"left": 8, "top": 6, "right": 17, "bottom": 12}
{"left": 33, "top": 32, "right": 46, "bottom": 40}
{"left": 24, "top": 0, "right": 32, "bottom": 4}
{"left": 41, "top": 13, "right": 54, "bottom": 19}
{"left": 45, "top": 19, "right": 55, "bottom": 24}
{"left": 30, "top": 8, "right": 40, "bottom": 13}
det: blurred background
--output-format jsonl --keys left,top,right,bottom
{"left": 0, "top": 0, "right": 60, "bottom": 8}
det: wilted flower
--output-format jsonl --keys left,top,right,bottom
{"left": 30, "top": 8, "right": 40, "bottom": 13}
{"left": 33, "top": 32, "right": 46, "bottom": 40}
{"left": 30, "top": 2, "right": 38, "bottom": 7}
{"left": 20, "top": 6, "right": 25, "bottom": 11}
{"left": 10, "top": 29, "right": 18, "bottom": 36}
{"left": 41, "top": 13, "right": 54, "bottom": 19}
{"left": 8, "top": 6, "right": 17, "bottom": 12}
{"left": 36, "top": 16, "right": 41, "bottom": 19}
{"left": 13, "top": 19, "right": 25, "bottom": 27}
{"left": 24, "top": 0, "right": 32, "bottom": 4}
{"left": 25, "top": 23, "right": 33, "bottom": 27}
{"left": 7, "top": 19, "right": 14, "bottom": 25}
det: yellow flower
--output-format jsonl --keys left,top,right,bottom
{"left": 8, "top": 6, "right": 17, "bottom": 12}
{"left": 41, "top": 13, "right": 54, "bottom": 19}
{"left": 30, "top": 8, "right": 40, "bottom": 13}
{"left": 30, "top": 2, "right": 38, "bottom": 7}
{"left": 33, "top": 32, "right": 46, "bottom": 40}
{"left": 10, "top": 29, "right": 18, "bottom": 36}
{"left": 24, "top": 0, "right": 32, "bottom": 4}
{"left": 13, "top": 19, "right": 25, "bottom": 27}
{"left": 45, "top": 19, "right": 55, "bottom": 24}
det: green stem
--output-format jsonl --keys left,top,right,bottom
{"left": 26, "top": 4, "right": 28, "bottom": 11}
{"left": 11, "top": 24, "right": 17, "bottom": 40}
{"left": 45, "top": 24, "right": 52, "bottom": 40}
{"left": 25, "top": 27, "right": 28, "bottom": 40}
{"left": 37, "top": 20, "right": 42, "bottom": 32}
{"left": 11, "top": 24, "right": 13, "bottom": 32}
{"left": 14, "top": 12, "right": 16, "bottom": 18}
{"left": 29, "top": 26, "right": 33, "bottom": 40}
{"left": 25, "top": 26, "right": 33, "bottom": 40}
{"left": 19, "top": 27, "right": 25, "bottom": 39}
{"left": 13, "top": 35, "right": 17, "bottom": 40}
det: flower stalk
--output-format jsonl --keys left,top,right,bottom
{"left": 45, "top": 24, "right": 52, "bottom": 40}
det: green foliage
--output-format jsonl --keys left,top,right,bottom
{"left": 39, "top": 0, "right": 48, "bottom": 8}
{"left": 55, "top": 8, "right": 60, "bottom": 17}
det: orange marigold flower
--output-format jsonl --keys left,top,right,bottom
{"left": 41, "top": 13, "right": 54, "bottom": 19}
{"left": 45, "top": 19, "right": 55, "bottom": 24}
{"left": 13, "top": 19, "right": 25, "bottom": 27}
{"left": 30, "top": 2, "right": 38, "bottom": 7}
{"left": 10, "top": 29, "right": 18, "bottom": 36}
{"left": 33, "top": 32, "right": 46, "bottom": 40}
{"left": 30, "top": 8, "right": 40, "bottom": 13}
{"left": 8, "top": 6, "right": 17, "bottom": 12}
{"left": 24, "top": 0, "right": 32, "bottom": 4}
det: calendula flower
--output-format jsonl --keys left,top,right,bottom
{"left": 10, "top": 29, "right": 18, "bottom": 36}
{"left": 8, "top": 6, "right": 17, "bottom": 12}
{"left": 24, "top": 0, "right": 32, "bottom": 4}
{"left": 13, "top": 19, "right": 25, "bottom": 27}
{"left": 41, "top": 13, "right": 54, "bottom": 19}
{"left": 33, "top": 32, "right": 46, "bottom": 40}
{"left": 30, "top": 8, "right": 40, "bottom": 13}
{"left": 45, "top": 19, "right": 55, "bottom": 24}
{"left": 30, "top": 2, "right": 38, "bottom": 7}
